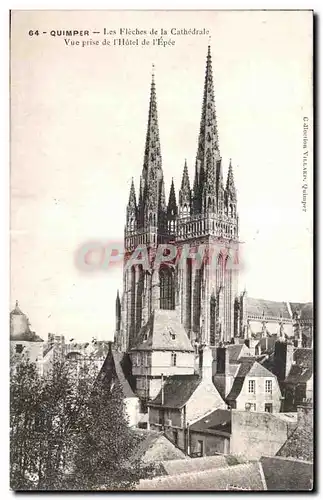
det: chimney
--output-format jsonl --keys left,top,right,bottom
{"left": 199, "top": 345, "right": 213, "bottom": 381}
{"left": 297, "top": 401, "right": 313, "bottom": 430}
{"left": 161, "top": 373, "right": 164, "bottom": 405}
{"left": 273, "top": 340, "right": 294, "bottom": 381}
{"left": 215, "top": 346, "right": 229, "bottom": 375}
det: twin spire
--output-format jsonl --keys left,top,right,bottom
{"left": 126, "top": 46, "right": 237, "bottom": 231}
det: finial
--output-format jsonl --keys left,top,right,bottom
{"left": 15, "top": 300, "right": 18, "bottom": 307}
{"left": 152, "top": 63, "right": 155, "bottom": 83}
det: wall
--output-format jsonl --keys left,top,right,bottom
{"left": 230, "top": 410, "right": 296, "bottom": 460}
{"left": 189, "top": 431, "right": 229, "bottom": 456}
{"left": 236, "top": 374, "right": 281, "bottom": 413}
{"left": 124, "top": 397, "right": 140, "bottom": 427}
{"left": 10, "top": 341, "right": 43, "bottom": 375}
{"left": 186, "top": 379, "right": 226, "bottom": 423}
{"left": 131, "top": 351, "right": 194, "bottom": 377}
{"left": 306, "top": 375, "right": 313, "bottom": 401}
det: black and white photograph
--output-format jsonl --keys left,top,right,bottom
{"left": 10, "top": 9, "right": 313, "bottom": 491}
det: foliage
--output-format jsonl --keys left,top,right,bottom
{"left": 10, "top": 355, "right": 145, "bottom": 491}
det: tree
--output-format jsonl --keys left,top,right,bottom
{"left": 10, "top": 355, "right": 146, "bottom": 491}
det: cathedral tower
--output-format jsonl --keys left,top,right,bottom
{"left": 117, "top": 47, "right": 239, "bottom": 351}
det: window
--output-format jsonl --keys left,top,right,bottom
{"left": 265, "top": 379, "right": 272, "bottom": 394}
{"left": 159, "top": 268, "right": 175, "bottom": 310}
{"left": 197, "top": 440, "right": 204, "bottom": 457}
{"left": 169, "top": 329, "right": 176, "bottom": 341}
{"left": 265, "top": 403, "right": 273, "bottom": 413}
{"left": 171, "top": 352, "right": 177, "bottom": 367}
{"left": 173, "top": 430, "right": 178, "bottom": 446}
{"left": 246, "top": 403, "right": 257, "bottom": 412}
{"left": 144, "top": 353, "right": 148, "bottom": 367}
{"left": 248, "top": 379, "right": 256, "bottom": 394}
{"left": 137, "top": 353, "right": 141, "bottom": 366}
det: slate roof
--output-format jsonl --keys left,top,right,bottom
{"left": 226, "top": 344, "right": 250, "bottom": 362}
{"left": 294, "top": 348, "right": 312, "bottom": 368}
{"left": 129, "top": 430, "right": 186, "bottom": 464}
{"left": 260, "top": 456, "right": 313, "bottom": 491}
{"left": 285, "top": 348, "right": 313, "bottom": 385}
{"left": 138, "top": 462, "right": 266, "bottom": 490}
{"left": 276, "top": 409, "right": 313, "bottom": 462}
{"left": 161, "top": 455, "right": 232, "bottom": 476}
{"left": 98, "top": 344, "right": 137, "bottom": 399}
{"left": 246, "top": 297, "right": 290, "bottom": 319}
{"left": 289, "top": 302, "right": 313, "bottom": 320}
{"left": 285, "top": 365, "right": 312, "bottom": 385}
{"left": 131, "top": 309, "right": 194, "bottom": 352}
{"left": 189, "top": 409, "right": 231, "bottom": 435}
{"left": 149, "top": 374, "right": 200, "bottom": 408}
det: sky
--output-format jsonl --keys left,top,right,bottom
{"left": 10, "top": 10, "right": 313, "bottom": 342}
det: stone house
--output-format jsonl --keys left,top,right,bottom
{"left": 129, "top": 310, "right": 195, "bottom": 404}
{"left": 148, "top": 347, "right": 225, "bottom": 453}
{"left": 186, "top": 407, "right": 297, "bottom": 460}
{"left": 271, "top": 341, "right": 313, "bottom": 412}
{"left": 213, "top": 346, "right": 282, "bottom": 412}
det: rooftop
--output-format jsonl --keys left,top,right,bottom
{"left": 260, "top": 456, "right": 313, "bottom": 491}
{"left": 138, "top": 461, "right": 266, "bottom": 491}
{"left": 131, "top": 310, "right": 194, "bottom": 352}
{"left": 189, "top": 409, "right": 231, "bottom": 435}
{"left": 149, "top": 374, "right": 200, "bottom": 408}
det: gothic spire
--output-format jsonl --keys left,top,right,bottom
{"left": 167, "top": 178, "right": 177, "bottom": 216}
{"left": 181, "top": 159, "right": 191, "bottom": 192}
{"left": 142, "top": 66, "right": 163, "bottom": 184}
{"left": 226, "top": 159, "right": 236, "bottom": 200}
{"left": 193, "top": 45, "right": 221, "bottom": 213}
{"left": 128, "top": 178, "right": 137, "bottom": 208}
{"left": 179, "top": 159, "right": 192, "bottom": 216}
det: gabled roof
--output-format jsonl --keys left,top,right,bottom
{"left": 161, "top": 455, "right": 239, "bottom": 476}
{"left": 189, "top": 409, "right": 231, "bottom": 435}
{"left": 129, "top": 430, "right": 186, "bottom": 464}
{"left": 226, "top": 360, "right": 276, "bottom": 402}
{"left": 149, "top": 374, "right": 200, "bottom": 408}
{"left": 138, "top": 462, "right": 266, "bottom": 490}
{"left": 131, "top": 310, "right": 194, "bottom": 352}
{"left": 98, "top": 344, "right": 137, "bottom": 399}
{"left": 227, "top": 344, "right": 250, "bottom": 362}
{"left": 260, "top": 456, "right": 313, "bottom": 491}
{"left": 246, "top": 297, "right": 290, "bottom": 319}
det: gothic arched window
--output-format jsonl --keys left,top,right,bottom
{"left": 159, "top": 267, "right": 175, "bottom": 310}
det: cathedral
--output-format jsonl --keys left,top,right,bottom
{"left": 115, "top": 45, "right": 239, "bottom": 356}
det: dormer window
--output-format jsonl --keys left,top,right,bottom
{"left": 143, "top": 332, "right": 148, "bottom": 342}
{"left": 169, "top": 330, "right": 176, "bottom": 341}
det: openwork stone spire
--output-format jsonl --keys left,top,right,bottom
{"left": 193, "top": 45, "right": 221, "bottom": 214}
{"left": 142, "top": 66, "right": 163, "bottom": 185}
{"left": 179, "top": 159, "right": 191, "bottom": 217}
{"left": 167, "top": 178, "right": 177, "bottom": 215}
{"left": 226, "top": 158, "right": 236, "bottom": 200}
{"left": 128, "top": 178, "right": 137, "bottom": 208}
